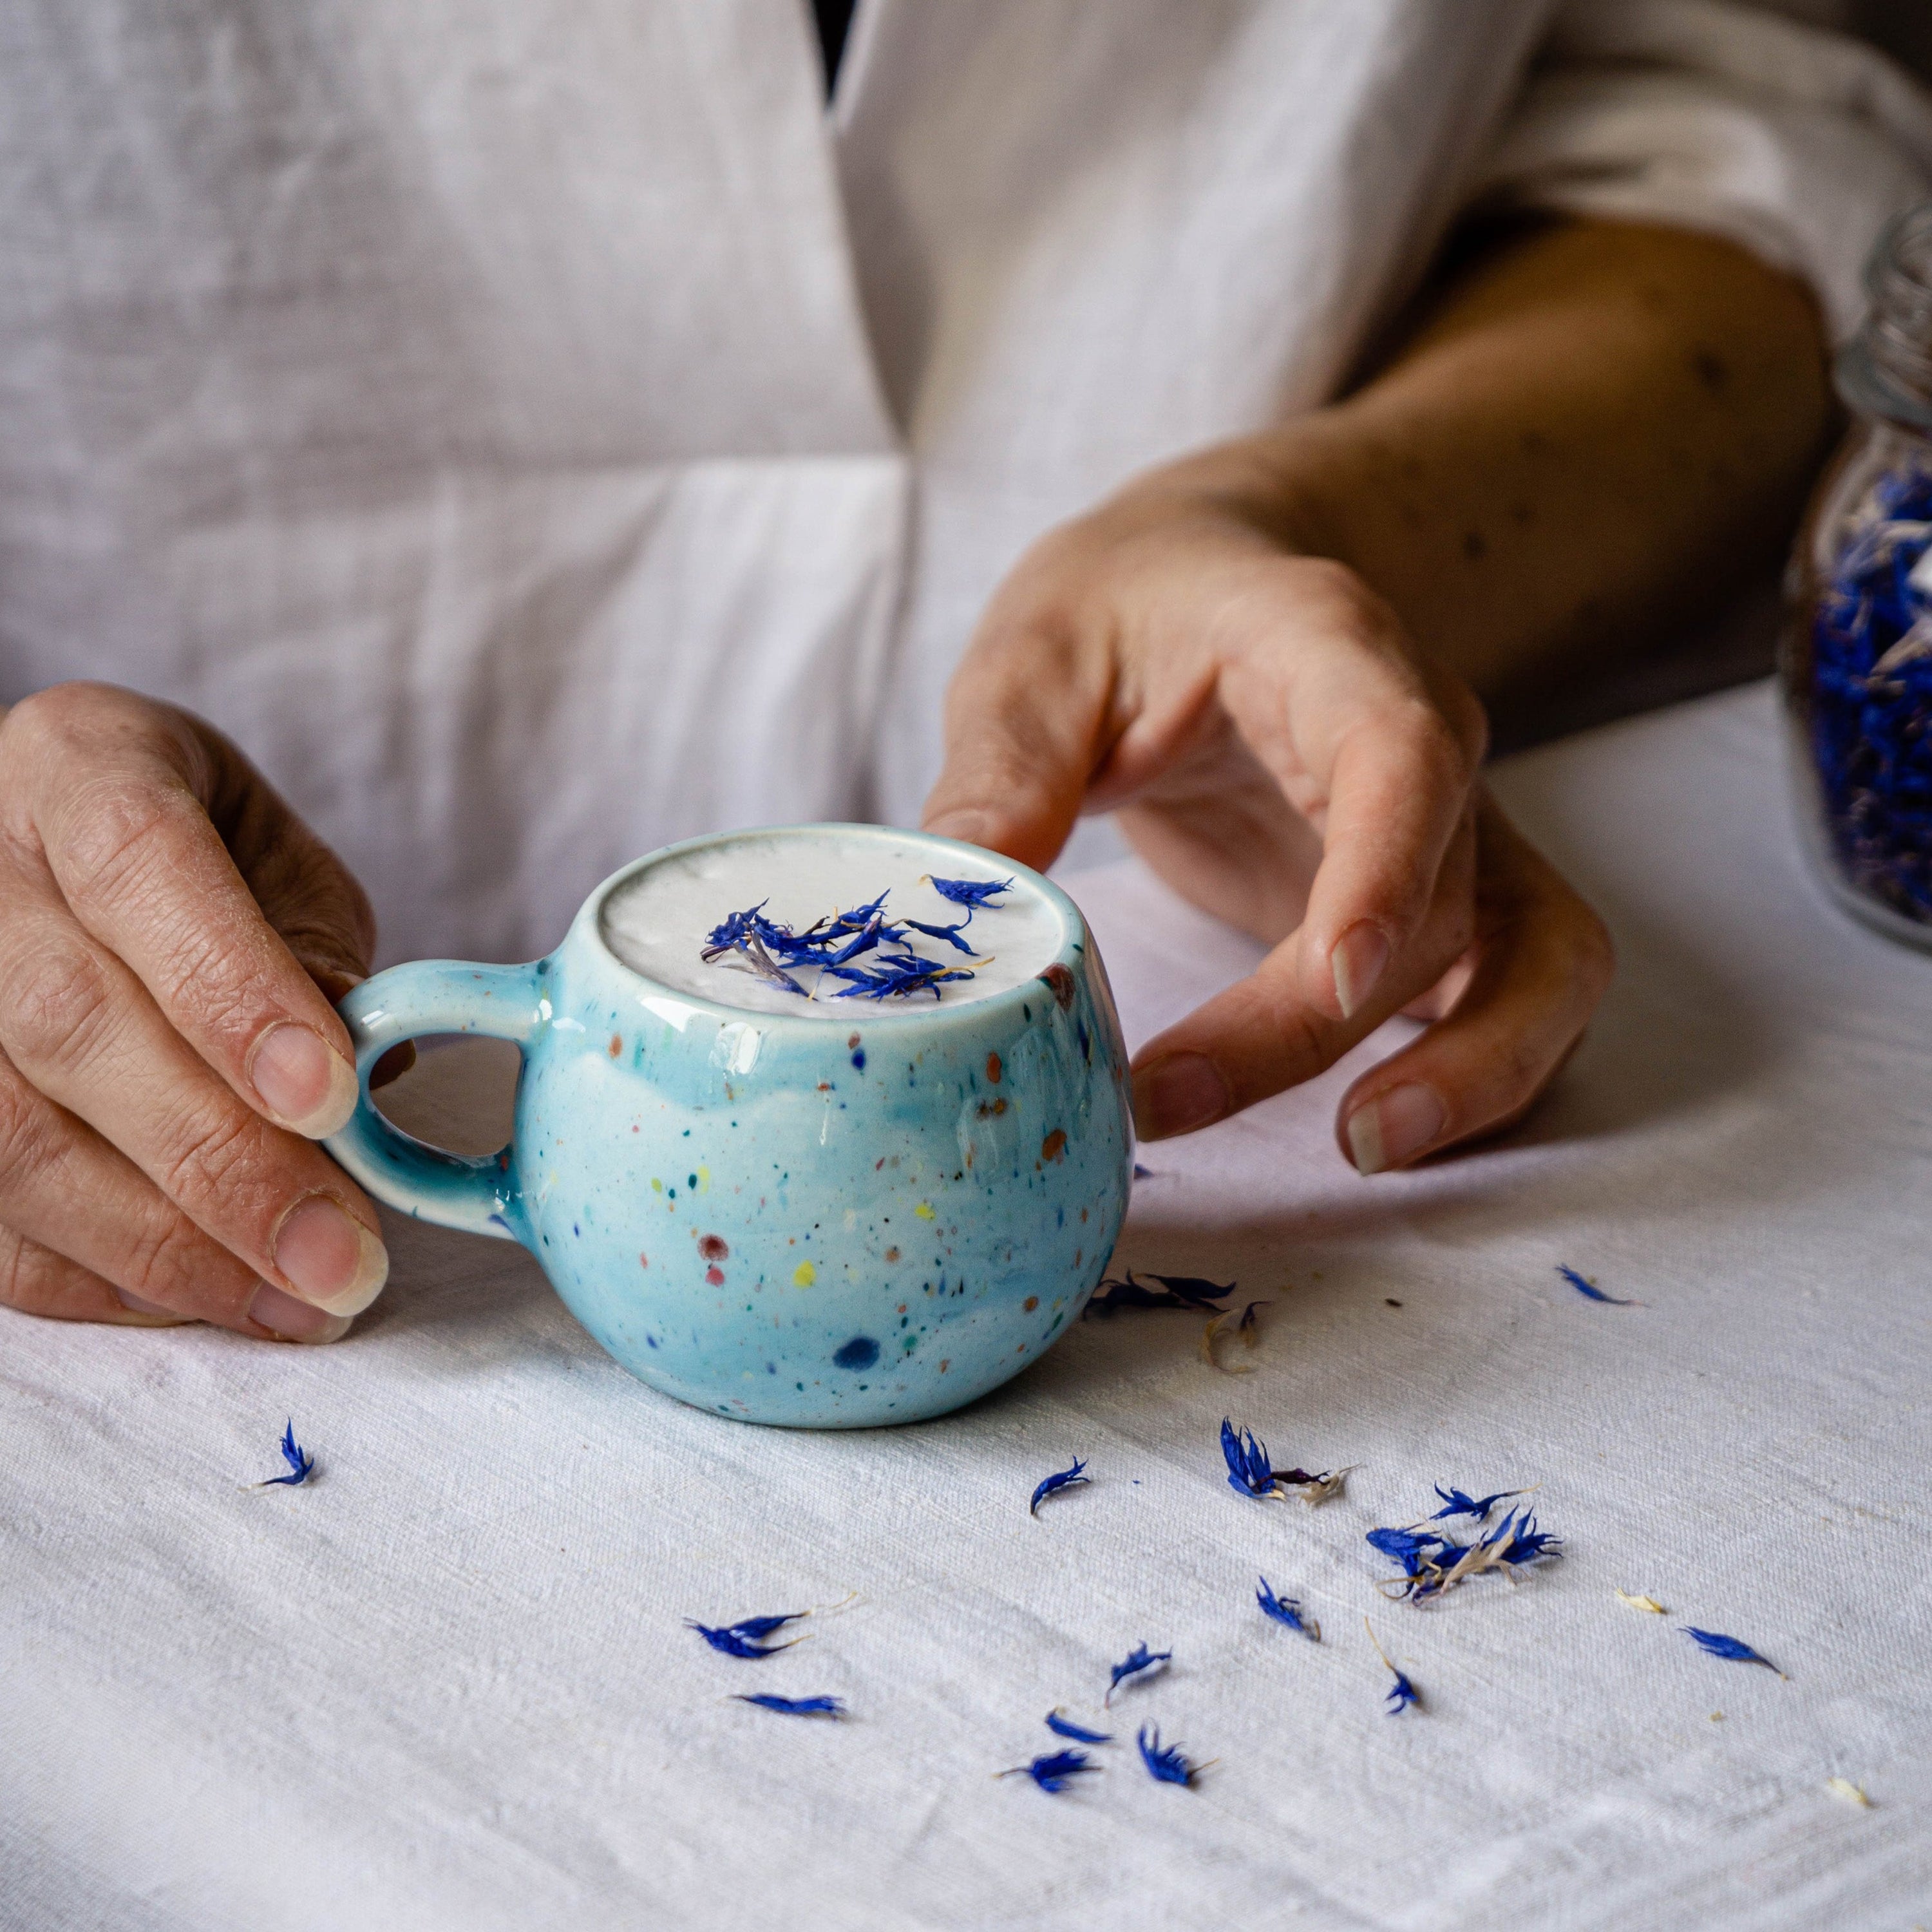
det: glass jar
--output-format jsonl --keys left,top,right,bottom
{"left": 1782, "top": 204, "right": 1932, "bottom": 949}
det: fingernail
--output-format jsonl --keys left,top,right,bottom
{"left": 272, "top": 1195, "right": 389, "bottom": 1317}
{"left": 922, "top": 810, "right": 997, "bottom": 850}
{"left": 1331, "top": 923, "right": 1390, "bottom": 1020}
{"left": 1132, "top": 1053, "right": 1231, "bottom": 1140}
{"left": 249, "top": 1280, "right": 354, "bottom": 1344}
{"left": 250, "top": 1023, "right": 359, "bottom": 1138}
{"left": 1346, "top": 1083, "right": 1446, "bottom": 1175}
{"left": 113, "top": 1287, "right": 192, "bottom": 1327}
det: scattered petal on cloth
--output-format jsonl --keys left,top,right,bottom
{"left": 1088, "top": 1271, "right": 1238, "bottom": 1316}
{"left": 1028, "top": 1459, "right": 1090, "bottom": 1517}
{"left": 1106, "top": 1643, "right": 1172, "bottom": 1705}
{"left": 732, "top": 1694, "right": 846, "bottom": 1718}
{"left": 1557, "top": 1265, "right": 1638, "bottom": 1305}
{"left": 1616, "top": 1591, "right": 1668, "bottom": 1614}
{"left": 1425, "top": 1486, "right": 1528, "bottom": 1523}
{"left": 1683, "top": 1628, "right": 1786, "bottom": 1676}
{"left": 999, "top": 1749, "right": 1098, "bottom": 1792}
{"left": 1371, "top": 1508, "right": 1562, "bottom": 1603}
{"left": 686, "top": 1613, "right": 806, "bottom": 1660}
{"left": 1290, "top": 1467, "right": 1352, "bottom": 1506}
{"left": 255, "top": 1420, "right": 314, "bottom": 1488}
{"left": 1136, "top": 1725, "right": 1205, "bottom": 1787}
{"left": 1256, "top": 1577, "right": 1320, "bottom": 1642}
{"left": 1045, "top": 1710, "right": 1112, "bottom": 1745}
{"left": 1199, "top": 1300, "right": 1269, "bottom": 1372}
{"left": 1365, "top": 1620, "right": 1420, "bottom": 1715}
{"left": 1220, "top": 1418, "right": 1282, "bottom": 1499}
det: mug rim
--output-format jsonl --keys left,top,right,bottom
{"left": 574, "top": 822, "right": 1088, "bottom": 1030}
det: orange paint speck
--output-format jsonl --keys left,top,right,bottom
{"left": 938, "top": 1359, "right": 950, "bottom": 1373}
{"left": 1023, "top": 1296, "right": 1038, "bottom": 1312}
{"left": 608, "top": 1034, "right": 622, "bottom": 1058}
{"left": 1041, "top": 1129, "right": 1067, "bottom": 1163}
{"left": 638, "top": 1253, "right": 649, "bottom": 1269}
{"left": 986, "top": 1052, "right": 1002, "bottom": 1084}
{"left": 885, "top": 1246, "right": 900, "bottom": 1263}
{"left": 706, "top": 1265, "right": 725, "bottom": 1286}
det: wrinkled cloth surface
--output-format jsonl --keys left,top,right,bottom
{"left": 5, "top": 681, "right": 1929, "bottom": 1931}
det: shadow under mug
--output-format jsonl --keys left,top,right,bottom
{"left": 326, "top": 825, "right": 1135, "bottom": 1426}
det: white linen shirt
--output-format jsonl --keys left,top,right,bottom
{"left": 0, "top": 0, "right": 1926, "bottom": 963}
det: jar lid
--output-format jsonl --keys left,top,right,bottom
{"left": 1839, "top": 204, "right": 1932, "bottom": 430}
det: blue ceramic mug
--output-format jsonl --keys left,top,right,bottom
{"left": 327, "top": 825, "right": 1133, "bottom": 1426}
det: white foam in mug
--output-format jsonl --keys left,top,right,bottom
{"left": 598, "top": 824, "right": 1066, "bottom": 1018}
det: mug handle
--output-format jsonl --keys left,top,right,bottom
{"left": 325, "top": 960, "right": 547, "bottom": 1242}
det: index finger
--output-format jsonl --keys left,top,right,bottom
{"left": 3, "top": 687, "right": 365, "bottom": 1137}
{"left": 1130, "top": 810, "right": 1476, "bottom": 1139}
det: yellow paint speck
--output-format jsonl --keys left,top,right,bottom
{"left": 793, "top": 1261, "right": 817, "bottom": 1287}
{"left": 696, "top": 1165, "right": 710, "bottom": 1192}
{"left": 651, "top": 1178, "right": 662, "bottom": 1193}
{"left": 914, "top": 1202, "right": 936, "bottom": 1221}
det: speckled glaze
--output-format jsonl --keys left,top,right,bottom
{"left": 327, "top": 826, "right": 1133, "bottom": 1426}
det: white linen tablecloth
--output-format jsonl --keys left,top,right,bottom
{"left": 4, "top": 680, "right": 1929, "bottom": 1931}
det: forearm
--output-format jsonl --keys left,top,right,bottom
{"left": 1177, "top": 219, "right": 1833, "bottom": 697}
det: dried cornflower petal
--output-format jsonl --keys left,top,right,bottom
{"left": 1365, "top": 1618, "right": 1419, "bottom": 1714}
{"left": 1293, "top": 1466, "right": 1353, "bottom": 1505}
{"left": 1615, "top": 1590, "right": 1667, "bottom": 1614}
{"left": 1030, "top": 1459, "right": 1090, "bottom": 1517}
{"left": 1000, "top": 1748, "right": 1099, "bottom": 1792}
{"left": 1371, "top": 1508, "right": 1561, "bottom": 1603}
{"left": 1136, "top": 1725, "right": 1206, "bottom": 1786}
{"left": 1105, "top": 1642, "right": 1171, "bottom": 1705}
{"left": 1557, "top": 1265, "right": 1638, "bottom": 1305}
{"left": 703, "top": 886, "right": 991, "bottom": 1003}
{"left": 1825, "top": 1777, "right": 1871, "bottom": 1807}
{"left": 1087, "top": 1271, "right": 1237, "bottom": 1316}
{"left": 1222, "top": 1417, "right": 1347, "bottom": 1503}
{"left": 1221, "top": 1418, "right": 1279, "bottom": 1498}
{"left": 1045, "top": 1710, "right": 1112, "bottom": 1744}
{"left": 687, "top": 1611, "right": 806, "bottom": 1659}
{"left": 1684, "top": 1627, "right": 1786, "bottom": 1677}
{"left": 1198, "top": 1302, "right": 1265, "bottom": 1374}
{"left": 1256, "top": 1577, "right": 1319, "bottom": 1641}
{"left": 1367, "top": 1526, "right": 1446, "bottom": 1573}
{"left": 733, "top": 1694, "right": 846, "bottom": 1718}
{"left": 1426, "top": 1485, "right": 1528, "bottom": 1522}
{"left": 256, "top": 1419, "right": 314, "bottom": 1488}
{"left": 924, "top": 875, "right": 1014, "bottom": 909}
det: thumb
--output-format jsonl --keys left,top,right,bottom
{"left": 920, "top": 629, "right": 1111, "bottom": 871}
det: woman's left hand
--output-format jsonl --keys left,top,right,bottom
{"left": 920, "top": 464, "right": 1613, "bottom": 1171}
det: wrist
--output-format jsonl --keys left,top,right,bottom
{"left": 1106, "top": 413, "right": 1366, "bottom": 573}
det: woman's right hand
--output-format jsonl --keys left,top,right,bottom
{"left": 0, "top": 683, "right": 388, "bottom": 1341}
